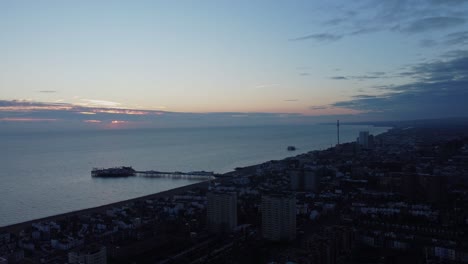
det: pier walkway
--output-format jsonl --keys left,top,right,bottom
{"left": 135, "top": 170, "right": 215, "bottom": 180}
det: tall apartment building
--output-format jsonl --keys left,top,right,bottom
{"left": 357, "top": 131, "right": 374, "bottom": 149}
{"left": 206, "top": 192, "right": 237, "bottom": 233}
{"left": 358, "top": 131, "right": 369, "bottom": 148}
{"left": 261, "top": 193, "right": 296, "bottom": 241}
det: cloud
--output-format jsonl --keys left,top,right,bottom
{"left": 79, "top": 99, "right": 121, "bottom": 107}
{"left": 38, "top": 90, "right": 57, "bottom": 93}
{"left": 349, "top": 75, "right": 380, "bottom": 80}
{"left": 444, "top": 49, "right": 468, "bottom": 58}
{"left": 292, "top": 2, "right": 468, "bottom": 43}
{"left": 0, "top": 100, "right": 325, "bottom": 132}
{"left": 330, "top": 72, "right": 389, "bottom": 81}
{"left": 323, "top": 18, "right": 346, "bottom": 26}
{"left": 0, "top": 100, "right": 73, "bottom": 112}
{"left": 445, "top": 31, "right": 468, "bottom": 45}
{"left": 429, "top": 0, "right": 468, "bottom": 6}
{"left": 349, "top": 27, "right": 381, "bottom": 36}
{"left": 419, "top": 31, "right": 468, "bottom": 47}
{"left": 331, "top": 51, "right": 468, "bottom": 119}
{"left": 289, "top": 33, "right": 342, "bottom": 42}
{"left": 352, "top": 95, "right": 379, "bottom": 99}
{"left": 284, "top": 99, "right": 299, "bottom": 102}
{"left": 331, "top": 76, "right": 348, "bottom": 80}
{"left": 91, "top": 109, "right": 149, "bottom": 115}
{"left": 409, "top": 54, "right": 468, "bottom": 82}
{"left": 309, "top": 105, "right": 330, "bottom": 110}
{"left": 369, "top": 72, "right": 386, "bottom": 76}
{"left": 420, "top": 39, "right": 438, "bottom": 47}
{"left": 299, "top": 72, "right": 310, "bottom": 76}
{"left": 0, "top": 117, "right": 58, "bottom": 122}
{"left": 254, "top": 84, "right": 280, "bottom": 89}
{"left": 401, "top": 17, "right": 465, "bottom": 33}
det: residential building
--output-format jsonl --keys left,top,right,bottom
{"left": 262, "top": 193, "right": 296, "bottom": 241}
{"left": 206, "top": 192, "right": 237, "bottom": 233}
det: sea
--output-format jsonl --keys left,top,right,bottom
{"left": 0, "top": 124, "right": 389, "bottom": 226}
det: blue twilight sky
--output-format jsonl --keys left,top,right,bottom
{"left": 1, "top": 0, "right": 468, "bottom": 130}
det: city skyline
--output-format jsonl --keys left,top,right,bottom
{"left": 1, "top": 0, "right": 468, "bottom": 130}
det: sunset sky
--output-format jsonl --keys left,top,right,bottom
{"left": 1, "top": 0, "right": 468, "bottom": 130}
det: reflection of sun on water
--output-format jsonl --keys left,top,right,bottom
{"left": 82, "top": 119, "right": 130, "bottom": 128}
{"left": 111, "top": 120, "right": 128, "bottom": 124}
{"left": 106, "top": 120, "right": 131, "bottom": 129}
{"left": 82, "top": 119, "right": 134, "bottom": 129}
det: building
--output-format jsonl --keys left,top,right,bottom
{"left": 400, "top": 173, "right": 447, "bottom": 202}
{"left": 358, "top": 131, "right": 369, "bottom": 148}
{"left": 419, "top": 174, "right": 447, "bottom": 203}
{"left": 289, "top": 169, "right": 302, "bottom": 191}
{"left": 289, "top": 169, "right": 319, "bottom": 192}
{"left": 400, "top": 173, "right": 420, "bottom": 200}
{"left": 261, "top": 193, "right": 296, "bottom": 241}
{"left": 206, "top": 192, "right": 237, "bottom": 233}
{"left": 304, "top": 170, "right": 319, "bottom": 192}
{"left": 1, "top": 250, "right": 24, "bottom": 263}
{"left": 303, "top": 235, "right": 336, "bottom": 264}
{"left": 0, "top": 232, "right": 10, "bottom": 245}
{"left": 68, "top": 244, "right": 107, "bottom": 264}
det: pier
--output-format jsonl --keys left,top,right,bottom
{"left": 135, "top": 170, "right": 215, "bottom": 180}
{"left": 91, "top": 166, "right": 216, "bottom": 179}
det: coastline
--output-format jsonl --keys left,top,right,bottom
{"left": 1, "top": 125, "right": 391, "bottom": 232}
{"left": 0, "top": 181, "right": 209, "bottom": 234}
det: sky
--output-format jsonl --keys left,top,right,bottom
{"left": 1, "top": 0, "right": 468, "bottom": 130}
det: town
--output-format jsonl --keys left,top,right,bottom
{"left": 1, "top": 122, "right": 468, "bottom": 264}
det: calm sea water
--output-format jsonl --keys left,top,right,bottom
{"left": 0, "top": 125, "right": 388, "bottom": 226}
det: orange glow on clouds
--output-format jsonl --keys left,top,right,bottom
{"left": 0, "top": 105, "right": 73, "bottom": 112}
{"left": 0, "top": 102, "right": 151, "bottom": 116}
{"left": 93, "top": 109, "right": 149, "bottom": 115}
{"left": 0, "top": 118, "right": 57, "bottom": 122}
{"left": 83, "top": 120, "right": 102, "bottom": 123}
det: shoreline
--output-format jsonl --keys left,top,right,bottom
{"left": 0, "top": 181, "right": 210, "bottom": 233}
{"left": 1, "top": 126, "right": 391, "bottom": 232}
